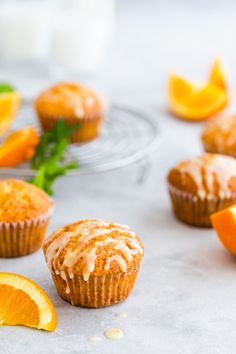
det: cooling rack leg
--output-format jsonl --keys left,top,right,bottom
{"left": 137, "top": 158, "right": 151, "bottom": 184}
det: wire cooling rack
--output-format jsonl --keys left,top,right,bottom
{"left": 0, "top": 102, "right": 161, "bottom": 177}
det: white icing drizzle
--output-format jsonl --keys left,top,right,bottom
{"left": 45, "top": 232, "right": 72, "bottom": 270}
{"left": 86, "top": 96, "right": 95, "bottom": 108}
{"left": 60, "top": 270, "right": 70, "bottom": 294}
{"left": 105, "top": 255, "right": 127, "bottom": 272}
{"left": 178, "top": 154, "right": 236, "bottom": 197}
{"left": 44, "top": 219, "right": 143, "bottom": 282}
{"left": 75, "top": 106, "right": 84, "bottom": 118}
{"left": 203, "top": 115, "right": 236, "bottom": 151}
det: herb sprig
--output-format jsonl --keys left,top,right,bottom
{"left": 0, "top": 83, "right": 15, "bottom": 93}
{"left": 30, "top": 120, "right": 79, "bottom": 195}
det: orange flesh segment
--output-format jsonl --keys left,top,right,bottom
{"left": 0, "top": 284, "right": 39, "bottom": 327}
{"left": 211, "top": 206, "right": 236, "bottom": 255}
{"left": 209, "top": 59, "right": 227, "bottom": 90}
{"left": 169, "top": 75, "right": 193, "bottom": 100}
{"left": 0, "top": 273, "right": 57, "bottom": 331}
{"left": 0, "top": 93, "right": 21, "bottom": 135}
{"left": 0, "top": 127, "right": 39, "bottom": 167}
{"left": 168, "top": 76, "right": 228, "bottom": 121}
{"left": 168, "top": 60, "right": 228, "bottom": 121}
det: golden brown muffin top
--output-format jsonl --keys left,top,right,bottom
{"left": 0, "top": 179, "right": 52, "bottom": 222}
{"left": 34, "top": 82, "right": 103, "bottom": 119}
{"left": 202, "top": 115, "right": 236, "bottom": 154}
{"left": 43, "top": 218, "right": 144, "bottom": 281}
{"left": 168, "top": 153, "right": 236, "bottom": 198}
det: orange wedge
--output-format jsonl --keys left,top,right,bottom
{"left": 168, "top": 60, "right": 228, "bottom": 121}
{"left": 211, "top": 205, "right": 236, "bottom": 255}
{"left": 0, "top": 272, "right": 57, "bottom": 331}
{"left": 209, "top": 59, "right": 227, "bottom": 90}
{"left": 0, "top": 126, "right": 39, "bottom": 167}
{"left": 0, "top": 92, "right": 21, "bottom": 135}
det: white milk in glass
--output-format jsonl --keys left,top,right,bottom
{"left": 0, "top": 1, "right": 52, "bottom": 62}
{"left": 50, "top": 0, "right": 115, "bottom": 74}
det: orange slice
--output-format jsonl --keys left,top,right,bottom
{"left": 0, "top": 272, "right": 57, "bottom": 331}
{"left": 0, "top": 92, "right": 21, "bottom": 135}
{"left": 209, "top": 59, "right": 227, "bottom": 90}
{"left": 168, "top": 60, "right": 228, "bottom": 121}
{"left": 211, "top": 205, "right": 236, "bottom": 255}
{"left": 0, "top": 126, "right": 39, "bottom": 167}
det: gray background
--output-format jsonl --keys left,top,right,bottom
{"left": 1, "top": 1, "right": 236, "bottom": 353}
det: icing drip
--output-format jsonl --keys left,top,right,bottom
{"left": 45, "top": 232, "right": 72, "bottom": 270}
{"left": 105, "top": 255, "right": 127, "bottom": 272}
{"left": 178, "top": 154, "right": 236, "bottom": 197}
{"left": 44, "top": 219, "right": 143, "bottom": 282}
{"left": 60, "top": 270, "right": 70, "bottom": 294}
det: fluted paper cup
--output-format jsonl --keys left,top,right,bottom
{"left": 37, "top": 112, "right": 103, "bottom": 143}
{"left": 168, "top": 183, "right": 236, "bottom": 227}
{"left": 0, "top": 209, "right": 52, "bottom": 257}
{"left": 50, "top": 266, "right": 141, "bottom": 308}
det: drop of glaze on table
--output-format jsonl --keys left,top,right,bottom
{"left": 104, "top": 327, "right": 124, "bottom": 340}
{"left": 89, "top": 336, "right": 102, "bottom": 343}
{"left": 115, "top": 311, "right": 128, "bottom": 318}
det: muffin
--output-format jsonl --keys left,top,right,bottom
{"left": 43, "top": 218, "right": 144, "bottom": 308}
{"left": 167, "top": 154, "right": 236, "bottom": 227}
{"left": 202, "top": 115, "right": 236, "bottom": 157}
{"left": 0, "top": 179, "right": 52, "bottom": 257}
{"left": 34, "top": 83, "right": 104, "bottom": 143}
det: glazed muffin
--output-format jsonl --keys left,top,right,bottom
{"left": 34, "top": 83, "right": 104, "bottom": 143}
{"left": 43, "top": 218, "right": 144, "bottom": 308}
{"left": 167, "top": 154, "right": 236, "bottom": 227}
{"left": 201, "top": 115, "right": 236, "bottom": 158}
{"left": 0, "top": 179, "right": 52, "bottom": 257}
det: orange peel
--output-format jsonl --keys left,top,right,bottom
{"left": 211, "top": 205, "right": 236, "bottom": 255}
{"left": 0, "top": 126, "right": 39, "bottom": 167}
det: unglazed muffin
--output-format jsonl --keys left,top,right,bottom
{"left": 34, "top": 83, "right": 104, "bottom": 143}
{"left": 0, "top": 179, "right": 52, "bottom": 257}
{"left": 167, "top": 154, "right": 236, "bottom": 227}
{"left": 202, "top": 115, "right": 236, "bottom": 157}
{"left": 43, "top": 218, "right": 144, "bottom": 308}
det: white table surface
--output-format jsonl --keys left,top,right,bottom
{"left": 1, "top": 1, "right": 236, "bottom": 353}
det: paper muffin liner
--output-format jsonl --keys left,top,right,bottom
{"left": 168, "top": 183, "right": 236, "bottom": 227}
{"left": 36, "top": 111, "right": 103, "bottom": 143}
{"left": 0, "top": 209, "right": 52, "bottom": 257}
{"left": 202, "top": 142, "right": 236, "bottom": 158}
{"left": 50, "top": 266, "right": 141, "bottom": 308}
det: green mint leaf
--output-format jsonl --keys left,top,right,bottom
{"left": 0, "top": 83, "right": 15, "bottom": 93}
